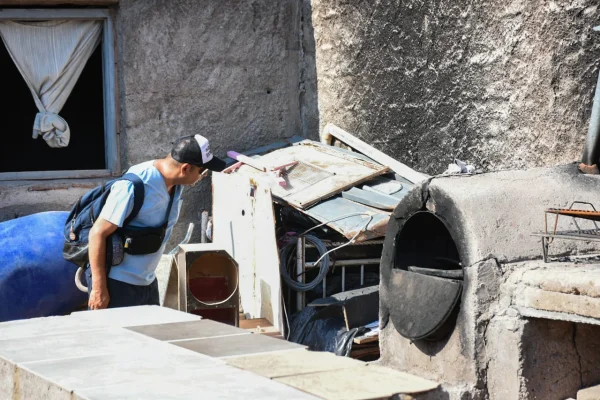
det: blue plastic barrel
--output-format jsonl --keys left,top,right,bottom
{"left": 0, "top": 211, "right": 87, "bottom": 322}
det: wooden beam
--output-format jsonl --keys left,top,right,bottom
{"left": 0, "top": 1, "right": 118, "bottom": 5}
{"left": 322, "top": 123, "right": 429, "bottom": 184}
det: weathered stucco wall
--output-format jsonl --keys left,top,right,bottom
{"left": 116, "top": 0, "right": 303, "bottom": 243}
{"left": 1, "top": 0, "right": 303, "bottom": 245}
{"left": 309, "top": 0, "right": 600, "bottom": 175}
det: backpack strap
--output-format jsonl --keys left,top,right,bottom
{"left": 162, "top": 185, "right": 179, "bottom": 228}
{"left": 120, "top": 173, "right": 145, "bottom": 227}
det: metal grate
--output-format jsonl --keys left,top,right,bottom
{"left": 273, "top": 161, "right": 334, "bottom": 198}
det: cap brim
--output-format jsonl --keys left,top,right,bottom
{"left": 202, "top": 156, "right": 226, "bottom": 172}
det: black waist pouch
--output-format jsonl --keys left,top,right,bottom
{"left": 122, "top": 225, "right": 166, "bottom": 255}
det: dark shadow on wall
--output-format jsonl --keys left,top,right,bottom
{"left": 300, "top": 0, "right": 320, "bottom": 140}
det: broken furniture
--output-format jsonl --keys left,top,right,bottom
{"left": 379, "top": 164, "right": 600, "bottom": 399}
{"left": 176, "top": 243, "right": 240, "bottom": 326}
{"left": 531, "top": 201, "right": 600, "bottom": 262}
{"left": 223, "top": 127, "right": 424, "bottom": 349}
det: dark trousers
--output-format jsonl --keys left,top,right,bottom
{"left": 85, "top": 267, "right": 159, "bottom": 309}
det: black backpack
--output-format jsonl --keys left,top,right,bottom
{"left": 63, "top": 173, "right": 145, "bottom": 269}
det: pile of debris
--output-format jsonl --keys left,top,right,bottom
{"left": 211, "top": 124, "right": 427, "bottom": 360}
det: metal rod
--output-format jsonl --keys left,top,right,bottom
{"left": 342, "top": 267, "right": 345, "bottom": 292}
{"left": 323, "top": 276, "right": 327, "bottom": 299}
{"left": 200, "top": 210, "right": 209, "bottom": 243}
{"left": 296, "top": 237, "right": 305, "bottom": 311}
{"left": 360, "top": 265, "right": 364, "bottom": 286}
{"left": 582, "top": 59, "right": 600, "bottom": 166}
{"left": 305, "top": 258, "right": 381, "bottom": 268}
{"left": 305, "top": 240, "right": 384, "bottom": 248}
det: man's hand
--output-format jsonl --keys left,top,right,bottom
{"left": 89, "top": 285, "right": 110, "bottom": 310}
{"left": 88, "top": 218, "right": 119, "bottom": 311}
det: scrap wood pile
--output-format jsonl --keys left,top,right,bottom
{"left": 217, "top": 124, "right": 427, "bottom": 359}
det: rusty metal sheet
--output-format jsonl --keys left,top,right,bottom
{"left": 302, "top": 196, "right": 391, "bottom": 242}
{"left": 235, "top": 141, "right": 390, "bottom": 209}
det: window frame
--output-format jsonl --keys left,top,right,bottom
{"left": 0, "top": 8, "right": 118, "bottom": 181}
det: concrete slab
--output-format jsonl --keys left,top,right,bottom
{"left": 21, "top": 343, "right": 223, "bottom": 392}
{"left": 173, "top": 332, "right": 305, "bottom": 358}
{"left": 0, "top": 327, "right": 157, "bottom": 364}
{"left": 0, "top": 314, "right": 105, "bottom": 341}
{"left": 127, "top": 319, "right": 249, "bottom": 341}
{"left": 578, "top": 384, "right": 600, "bottom": 400}
{"left": 70, "top": 305, "right": 200, "bottom": 327}
{"left": 226, "top": 350, "right": 364, "bottom": 378}
{"left": 75, "top": 364, "right": 319, "bottom": 400}
{"left": 275, "top": 364, "right": 439, "bottom": 400}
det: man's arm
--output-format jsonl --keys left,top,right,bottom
{"left": 88, "top": 218, "right": 119, "bottom": 310}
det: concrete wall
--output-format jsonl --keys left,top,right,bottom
{"left": 1, "top": 0, "right": 304, "bottom": 246}
{"left": 308, "top": 0, "right": 600, "bottom": 175}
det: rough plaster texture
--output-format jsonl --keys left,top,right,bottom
{"left": 116, "top": 0, "right": 304, "bottom": 244}
{"left": 309, "top": 0, "right": 600, "bottom": 175}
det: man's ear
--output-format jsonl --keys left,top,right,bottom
{"left": 181, "top": 163, "right": 192, "bottom": 175}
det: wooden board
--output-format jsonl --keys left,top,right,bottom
{"left": 226, "top": 350, "right": 363, "bottom": 379}
{"left": 322, "top": 123, "right": 428, "bottom": 184}
{"left": 236, "top": 141, "right": 390, "bottom": 209}
{"left": 275, "top": 365, "right": 439, "bottom": 400}
{"left": 353, "top": 334, "right": 379, "bottom": 345}
{"left": 0, "top": 0, "right": 117, "bottom": 4}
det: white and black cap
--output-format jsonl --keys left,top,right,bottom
{"left": 170, "top": 134, "right": 226, "bottom": 172}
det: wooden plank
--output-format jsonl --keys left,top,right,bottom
{"left": 226, "top": 350, "right": 363, "bottom": 379}
{"left": 235, "top": 142, "right": 390, "bottom": 209}
{"left": 274, "top": 365, "right": 439, "bottom": 400}
{"left": 353, "top": 334, "right": 379, "bottom": 345}
{"left": 0, "top": 9, "right": 111, "bottom": 19}
{"left": 0, "top": 169, "right": 111, "bottom": 181}
{"left": 0, "top": 1, "right": 117, "bottom": 4}
{"left": 102, "top": 14, "right": 119, "bottom": 176}
{"left": 322, "top": 123, "right": 429, "bottom": 184}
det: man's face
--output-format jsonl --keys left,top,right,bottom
{"left": 184, "top": 165, "right": 208, "bottom": 186}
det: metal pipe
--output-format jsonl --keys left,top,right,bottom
{"left": 200, "top": 210, "right": 209, "bottom": 243}
{"left": 583, "top": 34, "right": 600, "bottom": 166}
{"left": 305, "top": 257, "right": 381, "bottom": 268}
{"left": 296, "top": 237, "right": 305, "bottom": 311}
{"left": 360, "top": 265, "right": 364, "bottom": 286}
{"left": 342, "top": 267, "right": 346, "bottom": 292}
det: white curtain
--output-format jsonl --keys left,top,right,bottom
{"left": 0, "top": 20, "right": 102, "bottom": 148}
